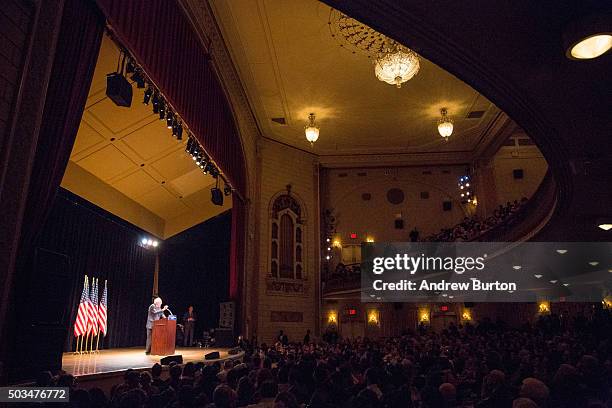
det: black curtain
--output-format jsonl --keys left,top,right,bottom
{"left": 159, "top": 211, "right": 231, "bottom": 339}
{"left": 36, "top": 189, "right": 156, "bottom": 351}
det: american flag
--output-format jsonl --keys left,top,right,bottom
{"left": 98, "top": 280, "right": 108, "bottom": 336}
{"left": 73, "top": 276, "right": 89, "bottom": 337}
{"left": 88, "top": 278, "right": 99, "bottom": 336}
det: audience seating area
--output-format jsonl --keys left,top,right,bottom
{"left": 36, "top": 308, "right": 611, "bottom": 407}
{"left": 423, "top": 198, "right": 528, "bottom": 242}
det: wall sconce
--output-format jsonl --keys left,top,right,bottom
{"left": 327, "top": 311, "right": 338, "bottom": 324}
{"left": 602, "top": 297, "right": 612, "bottom": 310}
{"left": 366, "top": 236, "right": 375, "bottom": 243}
{"left": 538, "top": 301, "right": 551, "bottom": 314}
{"left": 332, "top": 238, "right": 342, "bottom": 249}
{"left": 367, "top": 309, "right": 379, "bottom": 325}
{"left": 418, "top": 308, "right": 430, "bottom": 323}
{"left": 461, "top": 309, "right": 472, "bottom": 321}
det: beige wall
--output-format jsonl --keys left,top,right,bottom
{"left": 322, "top": 166, "right": 470, "bottom": 242}
{"left": 255, "top": 139, "right": 319, "bottom": 344}
{"left": 491, "top": 144, "right": 548, "bottom": 207}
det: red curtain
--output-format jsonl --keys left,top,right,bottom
{"left": 95, "top": 0, "right": 247, "bottom": 197}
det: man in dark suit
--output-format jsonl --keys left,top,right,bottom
{"left": 182, "top": 305, "right": 197, "bottom": 346}
{"left": 146, "top": 297, "right": 168, "bottom": 354}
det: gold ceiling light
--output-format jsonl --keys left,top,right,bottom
{"left": 438, "top": 108, "right": 454, "bottom": 139}
{"left": 563, "top": 14, "right": 612, "bottom": 60}
{"left": 304, "top": 113, "right": 319, "bottom": 146}
{"left": 329, "top": 9, "right": 420, "bottom": 87}
{"left": 374, "top": 43, "right": 420, "bottom": 88}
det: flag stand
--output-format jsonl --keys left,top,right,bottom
{"left": 95, "top": 333, "right": 100, "bottom": 353}
{"left": 74, "top": 336, "right": 81, "bottom": 354}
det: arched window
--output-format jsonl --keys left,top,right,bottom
{"left": 270, "top": 194, "right": 304, "bottom": 280}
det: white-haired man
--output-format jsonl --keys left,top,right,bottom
{"left": 145, "top": 297, "right": 168, "bottom": 354}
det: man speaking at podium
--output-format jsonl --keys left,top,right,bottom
{"left": 145, "top": 297, "right": 168, "bottom": 354}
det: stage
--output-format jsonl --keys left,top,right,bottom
{"left": 62, "top": 347, "right": 243, "bottom": 378}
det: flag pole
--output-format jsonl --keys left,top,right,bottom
{"left": 95, "top": 333, "right": 100, "bottom": 353}
{"left": 74, "top": 335, "right": 80, "bottom": 354}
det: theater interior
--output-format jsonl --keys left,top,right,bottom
{"left": 0, "top": 0, "right": 610, "bottom": 406}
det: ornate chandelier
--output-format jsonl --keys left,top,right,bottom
{"left": 329, "top": 9, "right": 421, "bottom": 88}
{"left": 374, "top": 44, "right": 420, "bottom": 88}
{"left": 304, "top": 113, "right": 319, "bottom": 146}
{"left": 438, "top": 108, "right": 454, "bottom": 139}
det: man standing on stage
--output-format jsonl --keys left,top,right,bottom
{"left": 182, "top": 305, "right": 197, "bottom": 347}
{"left": 146, "top": 297, "right": 168, "bottom": 354}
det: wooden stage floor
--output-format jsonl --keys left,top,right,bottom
{"left": 62, "top": 347, "right": 242, "bottom": 378}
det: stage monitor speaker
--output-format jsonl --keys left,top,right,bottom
{"left": 106, "top": 73, "right": 133, "bottom": 107}
{"left": 211, "top": 188, "right": 223, "bottom": 206}
{"left": 160, "top": 355, "right": 183, "bottom": 365}
{"left": 228, "top": 347, "right": 242, "bottom": 355}
{"left": 205, "top": 351, "right": 220, "bottom": 360}
{"left": 219, "top": 302, "right": 235, "bottom": 328}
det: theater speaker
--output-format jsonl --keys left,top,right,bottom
{"left": 211, "top": 187, "right": 223, "bottom": 206}
{"left": 205, "top": 351, "right": 220, "bottom": 360}
{"left": 442, "top": 201, "right": 452, "bottom": 211}
{"left": 160, "top": 355, "right": 183, "bottom": 365}
{"left": 106, "top": 73, "right": 133, "bottom": 107}
{"left": 513, "top": 169, "right": 524, "bottom": 179}
{"left": 11, "top": 248, "right": 72, "bottom": 381}
{"left": 215, "top": 328, "right": 235, "bottom": 347}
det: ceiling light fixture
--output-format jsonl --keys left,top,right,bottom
{"left": 329, "top": 10, "right": 420, "bottom": 88}
{"left": 598, "top": 223, "right": 612, "bottom": 231}
{"left": 563, "top": 14, "right": 612, "bottom": 60}
{"left": 305, "top": 113, "right": 320, "bottom": 146}
{"left": 374, "top": 43, "right": 420, "bottom": 88}
{"left": 534, "top": 274, "right": 542, "bottom": 279}
{"left": 589, "top": 261, "right": 599, "bottom": 266}
{"left": 550, "top": 280, "right": 558, "bottom": 284}
{"left": 556, "top": 249, "right": 568, "bottom": 254}
{"left": 438, "top": 108, "right": 454, "bottom": 139}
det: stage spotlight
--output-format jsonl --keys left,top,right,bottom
{"left": 211, "top": 187, "right": 224, "bottom": 206}
{"left": 147, "top": 239, "right": 153, "bottom": 245}
{"left": 166, "top": 112, "right": 174, "bottom": 129}
{"left": 159, "top": 99, "right": 166, "bottom": 120}
{"left": 131, "top": 70, "right": 145, "bottom": 88}
{"left": 126, "top": 59, "right": 135, "bottom": 74}
{"left": 152, "top": 241, "right": 158, "bottom": 247}
{"left": 176, "top": 124, "right": 183, "bottom": 140}
{"left": 141, "top": 238, "right": 147, "bottom": 245}
{"left": 224, "top": 184, "right": 232, "bottom": 196}
{"left": 143, "top": 87, "right": 153, "bottom": 105}
{"left": 152, "top": 92, "right": 159, "bottom": 113}
{"left": 186, "top": 138, "right": 194, "bottom": 153}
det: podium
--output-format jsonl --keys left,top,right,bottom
{"left": 151, "top": 318, "right": 176, "bottom": 355}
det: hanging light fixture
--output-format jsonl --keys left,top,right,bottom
{"left": 304, "top": 113, "right": 319, "bottom": 146}
{"left": 374, "top": 43, "right": 420, "bottom": 88}
{"left": 438, "top": 108, "right": 454, "bottom": 139}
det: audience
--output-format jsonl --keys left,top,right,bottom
{"left": 38, "top": 307, "right": 610, "bottom": 407}
{"left": 423, "top": 198, "right": 528, "bottom": 242}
